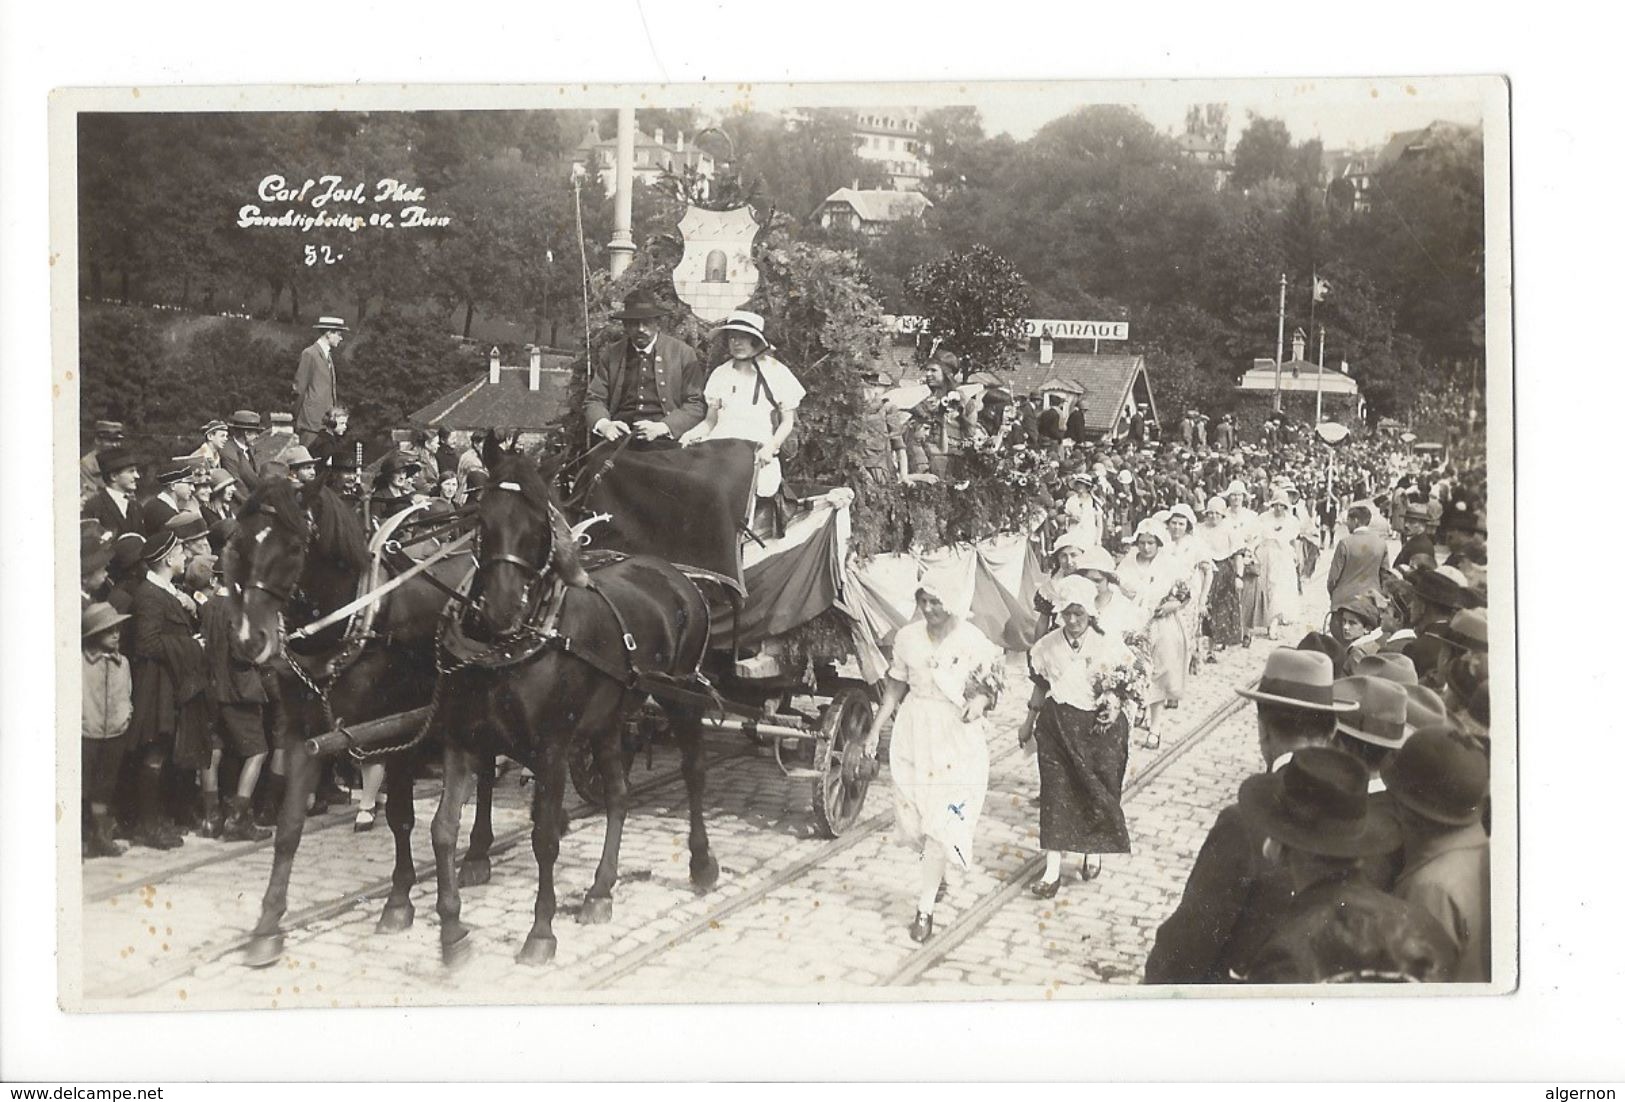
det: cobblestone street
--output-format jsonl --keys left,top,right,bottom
{"left": 78, "top": 558, "right": 1334, "bottom": 1009}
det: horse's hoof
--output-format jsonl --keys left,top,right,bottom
{"left": 516, "top": 935, "right": 558, "bottom": 967}
{"left": 577, "top": 895, "right": 614, "bottom": 925}
{"left": 458, "top": 857, "right": 492, "bottom": 888}
{"left": 376, "top": 901, "right": 415, "bottom": 934}
{"left": 691, "top": 854, "right": 721, "bottom": 893}
{"left": 441, "top": 930, "right": 475, "bottom": 969}
{"left": 242, "top": 933, "right": 285, "bottom": 969}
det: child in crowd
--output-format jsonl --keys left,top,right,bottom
{"left": 82, "top": 603, "right": 133, "bottom": 858}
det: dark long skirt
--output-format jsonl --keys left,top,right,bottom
{"left": 1239, "top": 567, "right": 1266, "bottom": 637}
{"left": 1207, "top": 557, "right": 1244, "bottom": 646}
{"left": 1034, "top": 702, "right": 1132, "bottom": 855}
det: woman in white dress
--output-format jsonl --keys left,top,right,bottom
{"left": 678, "top": 309, "right": 804, "bottom": 525}
{"left": 1163, "top": 502, "right": 1213, "bottom": 679}
{"left": 1251, "top": 489, "right": 1302, "bottom": 639}
{"left": 1115, "top": 517, "right": 1191, "bottom": 749}
{"left": 1075, "top": 543, "right": 1146, "bottom": 643}
{"left": 860, "top": 578, "right": 1005, "bottom": 944}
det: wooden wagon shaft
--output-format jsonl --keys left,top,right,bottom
{"left": 304, "top": 706, "right": 434, "bottom": 758}
{"left": 702, "top": 715, "right": 813, "bottom": 741}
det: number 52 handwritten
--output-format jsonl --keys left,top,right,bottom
{"left": 304, "top": 245, "right": 343, "bottom": 266}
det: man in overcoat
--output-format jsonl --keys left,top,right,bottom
{"left": 1143, "top": 650, "right": 1348, "bottom": 983}
{"left": 584, "top": 289, "right": 706, "bottom": 445}
{"left": 217, "top": 409, "right": 264, "bottom": 493}
{"left": 293, "top": 317, "right": 349, "bottom": 445}
{"left": 126, "top": 532, "right": 209, "bottom": 849}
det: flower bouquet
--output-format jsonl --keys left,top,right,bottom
{"left": 1092, "top": 650, "right": 1152, "bottom": 731}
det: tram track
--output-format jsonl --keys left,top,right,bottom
{"left": 89, "top": 745, "right": 755, "bottom": 1000}
{"left": 577, "top": 674, "right": 1259, "bottom": 992}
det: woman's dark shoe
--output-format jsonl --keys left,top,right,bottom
{"left": 1030, "top": 876, "right": 1061, "bottom": 899}
{"left": 1079, "top": 855, "right": 1104, "bottom": 882}
{"left": 353, "top": 805, "right": 378, "bottom": 833}
{"left": 908, "top": 911, "right": 934, "bottom": 943}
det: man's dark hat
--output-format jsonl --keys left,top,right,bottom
{"left": 227, "top": 409, "right": 262, "bottom": 430}
{"left": 97, "top": 447, "right": 139, "bottom": 479}
{"left": 1238, "top": 746, "right": 1401, "bottom": 858}
{"left": 326, "top": 450, "right": 360, "bottom": 472}
{"left": 81, "top": 520, "right": 116, "bottom": 576}
{"left": 1380, "top": 725, "right": 1489, "bottom": 827}
{"left": 165, "top": 510, "right": 210, "bottom": 543}
{"left": 1424, "top": 609, "right": 1488, "bottom": 654}
{"left": 609, "top": 288, "right": 668, "bottom": 321}
{"left": 1332, "top": 676, "right": 1412, "bottom": 749}
{"left": 109, "top": 533, "right": 146, "bottom": 575}
{"left": 157, "top": 467, "right": 193, "bottom": 487}
{"left": 1409, "top": 568, "right": 1470, "bottom": 611}
{"left": 1354, "top": 652, "right": 1419, "bottom": 685}
{"left": 140, "top": 531, "right": 178, "bottom": 566}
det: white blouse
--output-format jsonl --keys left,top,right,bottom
{"left": 1029, "top": 626, "right": 1134, "bottom": 711}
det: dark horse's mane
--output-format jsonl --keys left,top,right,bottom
{"left": 239, "top": 478, "right": 369, "bottom": 573}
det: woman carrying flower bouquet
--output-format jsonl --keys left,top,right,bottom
{"left": 860, "top": 576, "right": 1005, "bottom": 945}
{"left": 1020, "top": 576, "right": 1141, "bottom": 894}
{"left": 1116, "top": 517, "right": 1192, "bottom": 749}
{"left": 1198, "top": 496, "right": 1246, "bottom": 653}
{"left": 1163, "top": 502, "right": 1213, "bottom": 678}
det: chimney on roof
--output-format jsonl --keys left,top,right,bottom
{"left": 489, "top": 347, "right": 501, "bottom": 386}
{"left": 528, "top": 345, "right": 542, "bottom": 391}
{"left": 1039, "top": 327, "right": 1054, "bottom": 366}
{"left": 654, "top": 127, "right": 664, "bottom": 147}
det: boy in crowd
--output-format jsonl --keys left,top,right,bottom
{"left": 82, "top": 603, "right": 133, "bottom": 858}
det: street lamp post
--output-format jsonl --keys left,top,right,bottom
{"left": 1272, "top": 273, "right": 1287, "bottom": 414}
{"left": 1315, "top": 326, "right": 1326, "bottom": 425}
{"left": 608, "top": 106, "right": 636, "bottom": 279}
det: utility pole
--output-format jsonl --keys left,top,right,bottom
{"left": 1315, "top": 326, "right": 1326, "bottom": 425}
{"left": 608, "top": 106, "right": 636, "bottom": 279}
{"left": 1272, "top": 273, "right": 1287, "bottom": 413}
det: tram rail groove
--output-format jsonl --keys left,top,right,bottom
{"left": 574, "top": 683, "right": 1248, "bottom": 993}
{"left": 880, "top": 685, "right": 1255, "bottom": 987}
{"left": 89, "top": 747, "right": 752, "bottom": 1001}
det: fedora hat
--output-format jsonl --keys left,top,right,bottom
{"left": 1353, "top": 652, "right": 1419, "bottom": 686}
{"left": 165, "top": 510, "right": 210, "bottom": 543}
{"left": 711, "top": 309, "right": 771, "bottom": 348}
{"left": 609, "top": 288, "right": 668, "bottom": 321}
{"left": 81, "top": 520, "right": 116, "bottom": 576}
{"left": 1409, "top": 568, "right": 1470, "bottom": 611}
{"left": 1403, "top": 684, "right": 1450, "bottom": 730}
{"left": 1380, "top": 725, "right": 1489, "bottom": 827}
{"left": 82, "top": 602, "right": 131, "bottom": 640}
{"left": 1425, "top": 609, "right": 1488, "bottom": 653}
{"left": 1332, "top": 676, "right": 1412, "bottom": 749}
{"left": 283, "top": 445, "right": 318, "bottom": 468}
{"left": 1403, "top": 502, "right": 1434, "bottom": 523}
{"left": 227, "top": 409, "right": 262, "bottom": 431}
{"left": 93, "top": 420, "right": 126, "bottom": 438}
{"left": 1237, "top": 649, "right": 1359, "bottom": 713}
{"left": 1238, "top": 746, "right": 1401, "bottom": 858}
{"left": 208, "top": 468, "right": 238, "bottom": 491}
{"left": 313, "top": 316, "right": 350, "bottom": 332}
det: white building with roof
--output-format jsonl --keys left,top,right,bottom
{"left": 813, "top": 187, "right": 932, "bottom": 235}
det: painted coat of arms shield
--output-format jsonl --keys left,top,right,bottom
{"left": 672, "top": 204, "right": 762, "bottom": 322}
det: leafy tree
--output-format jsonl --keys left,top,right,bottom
{"left": 78, "top": 308, "right": 166, "bottom": 431}
{"left": 341, "top": 303, "right": 465, "bottom": 433}
{"left": 1231, "top": 114, "right": 1295, "bottom": 191}
{"left": 904, "top": 244, "right": 1031, "bottom": 378}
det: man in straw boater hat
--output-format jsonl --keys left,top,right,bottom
{"left": 293, "top": 316, "right": 350, "bottom": 446}
{"left": 1144, "top": 649, "right": 1356, "bottom": 983}
{"left": 1381, "top": 725, "right": 1492, "bottom": 982}
{"left": 583, "top": 288, "right": 705, "bottom": 445}
{"left": 80, "top": 419, "right": 127, "bottom": 502}
{"left": 1231, "top": 746, "right": 1458, "bottom": 983}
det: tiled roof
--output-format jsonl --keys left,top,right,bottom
{"left": 816, "top": 187, "right": 932, "bottom": 224}
{"left": 410, "top": 363, "right": 578, "bottom": 430}
{"left": 871, "top": 345, "right": 1154, "bottom": 435}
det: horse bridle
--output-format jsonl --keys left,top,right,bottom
{"left": 471, "top": 480, "right": 558, "bottom": 630}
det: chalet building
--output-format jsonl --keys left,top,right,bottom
{"left": 813, "top": 187, "right": 932, "bottom": 235}
{"left": 1233, "top": 331, "right": 1361, "bottom": 434}
{"left": 410, "top": 346, "right": 578, "bottom": 450}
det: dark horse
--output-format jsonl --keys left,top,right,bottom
{"left": 227, "top": 478, "right": 495, "bottom": 966}
{"left": 425, "top": 443, "right": 715, "bottom": 966}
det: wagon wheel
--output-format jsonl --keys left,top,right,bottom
{"left": 568, "top": 734, "right": 634, "bottom": 810}
{"left": 811, "top": 687, "right": 875, "bottom": 838}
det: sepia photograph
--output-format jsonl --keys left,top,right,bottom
{"left": 49, "top": 74, "right": 1512, "bottom": 1017}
